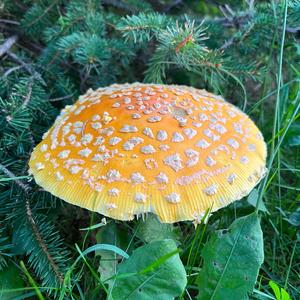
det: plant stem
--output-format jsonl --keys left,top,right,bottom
{"left": 256, "top": 0, "right": 288, "bottom": 211}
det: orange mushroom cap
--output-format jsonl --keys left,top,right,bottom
{"left": 29, "top": 83, "right": 267, "bottom": 223}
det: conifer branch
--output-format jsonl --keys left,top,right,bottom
{"left": 25, "top": 198, "right": 64, "bottom": 285}
{"left": 0, "top": 35, "right": 18, "bottom": 57}
{"left": 6, "top": 51, "right": 34, "bottom": 75}
{"left": 25, "top": 1, "right": 58, "bottom": 27}
{"left": 49, "top": 94, "right": 74, "bottom": 102}
{"left": 0, "top": 163, "right": 66, "bottom": 287}
{"left": 0, "top": 19, "right": 20, "bottom": 25}
{"left": 0, "top": 163, "right": 31, "bottom": 192}
{"left": 3, "top": 65, "right": 23, "bottom": 77}
{"left": 22, "top": 79, "right": 34, "bottom": 109}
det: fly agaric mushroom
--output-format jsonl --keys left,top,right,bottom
{"left": 29, "top": 83, "right": 267, "bottom": 223}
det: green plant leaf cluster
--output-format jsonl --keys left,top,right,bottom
{"left": 110, "top": 239, "right": 187, "bottom": 300}
{"left": 196, "top": 213, "right": 264, "bottom": 299}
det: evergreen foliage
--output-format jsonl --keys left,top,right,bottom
{"left": 0, "top": 228, "right": 12, "bottom": 272}
{"left": 0, "top": 0, "right": 299, "bottom": 299}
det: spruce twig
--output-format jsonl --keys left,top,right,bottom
{"left": 49, "top": 94, "right": 74, "bottom": 102}
{"left": 3, "top": 65, "right": 23, "bottom": 77}
{"left": 0, "top": 163, "right": 65, "bottom": 285}
{"left": 0, "top": 35, "right": 18, "bottom": 57}
{"left": 25, "top": 198, "right": 64, "bottom": 285}
{"left": 6, "top": 51, "right": 35, "bottom": 75}
{"left": 0, "top": 163, "right": 31, "bottom": 192}
{"left": 0, "top": 19, "right": 20, "bottom": 25}
{"left": 22, "top": 79, "right": 34, "bottom": 109}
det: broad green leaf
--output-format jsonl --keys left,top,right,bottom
{"left": 284, "top": 208, "right": 300, "bottom": 226}
{"left": 95, "top": 223, "right": 130, "bottom": 285}
{"left": 247, "top": 189, "right": 268, "bottom": 212}
{"left": 98, "top": 248, "right": 118, "bottom": 285}
{"left": 136, "top": 214, "right": 181, "bottom": 243}
{"left": 0, "top": 264, "right": 24, "bottom": 299}
{"left": 196, "top": 213, "right": 264, "bottom": 300}
{"left": 110, "top": 239, "right": 187, "bottom": 300}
